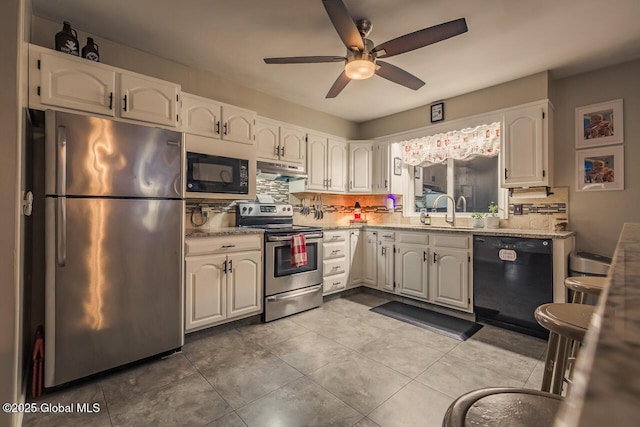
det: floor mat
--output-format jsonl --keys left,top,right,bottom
{"left": 371, "top": 301, "right": 482, "bottom": 341}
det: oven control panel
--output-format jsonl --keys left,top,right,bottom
{"left": 237, "top": 202, "right": 293, "bottom": 217}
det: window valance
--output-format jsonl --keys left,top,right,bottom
{"left": 402, "top": 122, "right": 501, "bottom": 166}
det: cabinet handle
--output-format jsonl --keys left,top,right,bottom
{"left": 108, "top": 92, "right": 113, "bottom": 110}
{"left": 275, "top": 145, "right": 279, "bottom": 156}
{"left": 333, "top": 282, "right": 340, "bottom": 286}
{"left": 223, "top": 259, "right": 227, "bottom": 274}
{"left": 433, "top": 252, "right": 437, "bottom": 264}
{"left": 328, "top": 178, "right": 332, "bottom": 187}
{"left": 123, "top": 94, "right": 128, "bottom": 112}
{"left": 216, "top": 121, "right": 221, "bottom": 135}
{"left": 223, "top": 122, "right": 228, "bottom": 135}
{"left": 323, "top": 178, "right": 327, "bottom": 187}
{"left": 381, "top": 247, "right": 386, "bottom": 256}
{"left": 504, "top": 168, "right": 508, "bottom": 180}
{"left": 384, "top": 179, "right": 388, "bottom": 189}
{"left": 350, "top": 180, "right": 353, "bottom": 189}
{"left": 423, "top": 251, "right": 427, "bottom": 262}
{"left": 280, "top": 146, "right": 285, "bottom": 156}
{"left": 228, "top": 259, "right": 233, "bottom": 273}
{"left": 221, "top": 244, "right": 236, "bottom": 248}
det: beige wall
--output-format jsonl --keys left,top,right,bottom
{"left": 30, "top": 16, "right": 358, "bottom": 139}
{"left": 1, "top": 0, "right": 26, "bottom": 425}
{"left": 553, "top": 59, "right": 640, "bottom": 256}
{"left": 357, "top": 71, "right": 550, "bottom": 139}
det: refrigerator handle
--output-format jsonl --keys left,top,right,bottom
{"left": 57, "top": 126, "right": 67, "bottom": 196}
{"left": 57, "top": 198, "right": 66, "bottom": 267}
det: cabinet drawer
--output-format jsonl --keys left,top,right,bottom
{"left": 323, "top": 273, "right": 347, "bottom": 294}
{"left": 323, "top": 241, "right": 348, "bottom": 259}
{"left": 378, "top": 230, "right": 395, "bottom": 242}
{"left": 323, "top": 230, "right": 348, "bottom": 243}
{"left": 185, "top": 234, "right": 261, "bottom": 256}
{"left": 431, "top": 233, "right": 470, "bottom": 249}
{"left": 397, "top": 232, "right": 429, "bottom": 245}
{"left": 323, "top": 257, "right": 348, "bottom": 277}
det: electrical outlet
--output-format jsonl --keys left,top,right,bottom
{"left": 513, "top": 204, "right": 523, "bottom": 215}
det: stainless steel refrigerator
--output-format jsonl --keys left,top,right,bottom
{"left": 40, "top": 110, "right": 184, "bottom": 387}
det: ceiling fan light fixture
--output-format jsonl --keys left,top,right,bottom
{"left": 344, "top": 59, "right": 375, "bottom": 80}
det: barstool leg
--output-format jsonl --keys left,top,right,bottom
{"left": 541, "top": 332, "right": 560, "bottom": 393}
{"left": 552, "top": 337, "right": 570, "bottom": 395}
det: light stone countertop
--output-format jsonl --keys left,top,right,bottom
{"left": 555, "top": 223, "right": 640, "bottom": 427}
{"left": 321, "top": 223, "right": 574, "bottom": 239}
{"left": 185, "top": 227, "right": 264, "bottom": 238}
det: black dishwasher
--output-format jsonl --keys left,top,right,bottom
{"left": 473, "top": 236, "right": 553, "bottom": 338}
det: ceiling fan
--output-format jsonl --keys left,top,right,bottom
{"left": 264, "top": 0, "right": 468, "bottom": 98}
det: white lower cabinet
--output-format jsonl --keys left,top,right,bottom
{"left": 430, "top": 234, "right": 472, "bottom": 311}
{"left": 185, "top": 235, "right": 262, "bottom": 332}
{"left": 322, "top": 230, "right": 349, "bottom": 295}
{"left": 396, "top": 245, "right": 429, "bottom": 299}
{"left": 362, "top": 231, "right": 378, "bottom": 287}
{"left": 377, "top": 233, "right": 395, "bottom": 292}
{"left": 348, "top": 230, "right": 363, "bottom": 287}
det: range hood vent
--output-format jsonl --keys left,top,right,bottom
{"left": 257, "top": 161, "right": 307, "bottom": 182}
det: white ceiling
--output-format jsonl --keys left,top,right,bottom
{"left": 32, "top": 0, "right": 640, "bottom": 122}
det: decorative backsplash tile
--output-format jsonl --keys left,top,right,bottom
{"left": 508, "top": 202, "right": 567, "bottom": 215}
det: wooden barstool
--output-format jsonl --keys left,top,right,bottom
{"left": 564, "top": 276, "right": 607, "bottom": 304}
{"left": 534, "top": 303, "right": 594, "bottom": 395}
{"left": 442, "top": 387, "right": 563, "bottom": 427}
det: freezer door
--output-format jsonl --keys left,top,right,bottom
{"left": 45, "top": 197, "right": 184, "bottom": 387}
{"left": 45, "top": 110, "right": 182, "bottom": 198}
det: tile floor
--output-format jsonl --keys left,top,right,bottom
{"left": 23, "top": 291, "right": 548, "bottom": 427}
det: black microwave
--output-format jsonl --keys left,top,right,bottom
{"left": 186, "top": 152, "right": 249, "bottom": 195}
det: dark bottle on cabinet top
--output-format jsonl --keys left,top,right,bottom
{"left": 82, "top": 37, "right": 100, "bottom": 62}
{"left": 55, "top": 21, "right": 79, "bottom": 56}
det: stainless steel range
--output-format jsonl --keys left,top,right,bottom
{"left": 237, "top": 202, "right": 323, "bottom": 321}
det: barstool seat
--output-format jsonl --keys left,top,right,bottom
{"left": 535, "top": 303, "right": 594, "bottom": 394}
{"left": 565, "top": 276, "right": 607, "bottom": 303}
{"left": 442, "top": 387, "right": 563, "bottom": 427}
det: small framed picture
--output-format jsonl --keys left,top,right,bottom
{"left": 575, "top": 99, "right": 623, "bottom": 148}
{"left": 430, "top": 102, "right": 444, "bottom": 123}
{"left": 576, "top": 145, "right": 624, "bottom": 191}
{"left": 393, "top": 157, "right": 402, "bottom": 176}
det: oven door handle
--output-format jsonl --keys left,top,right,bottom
{"left": 266, "top": 284, "right": 322, "bottom": 302}
{"left": 267, "top": 233, "right": 323, "bottom": 242}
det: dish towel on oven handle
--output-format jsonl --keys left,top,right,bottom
{"left": 291, "top": 234, "right": 307, "bottom": 267}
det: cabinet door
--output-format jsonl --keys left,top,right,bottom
{"left": 396, "top": 245, "right": 429, "bottom": 299}
{"left": 377, "top": 242, "right": 395, "bottom": 292}
{"left": 328, "top": 139, "right": 348, "bottom": 192}
{"left": 222, "top": 105, "right": 255, "bottom": 145}
{"left": 503, "top": 105, "right": 545, "bottom": 187}
{"left": 306, "top": 134, "right": 328, "bottom": 191}
{"left": 280, "top": 126, "right": 306, "bottom": 164}
{"left": 430, "top": 248, "right": 470, "bottom": 310}
{"left": 349, "top": 230, "right": 363, "bottom": 286}
{"left": 40, "top": 52, "right": 116, "bottom": 116}
{"left": 120, "top": 73, "right": 179, "bottom": 127}
{"left": 373, "top": 142, "right": 390, "bottom": 193}
{"left": 362, "top": 231, "right": 378, "bottom": 286}
{"left": 185, "top": 254, "right": 227, "bottom": 332}
{"left": 349, "top": 142, "right": 373, "bottom": 192}
{"left": 255, "top": 119, "right": 280, "bottom": 161}
{"left": 227, "top": 251, "right": 262, "bottom": 319}
{"left": 181, "top": 93, "right": 221, "bottom": 138}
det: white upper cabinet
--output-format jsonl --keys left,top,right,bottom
{"left": 181, "top": 93, "right": 255, "bottom": 144}
{"left": 502, "top": 102, "right": 552, "bottom": 188}
{"left": 30, "top": 44, "right": 180, "bottom": 128}
{"left": 306, "top": 134, "right": 348, "bottom": 192}
{"left": 255, "top": 118, "right": 305, "bottom": 165}
{"left": 120, "top": 72, "right": 179, "bottom": 127}
{"left": 38, "top": 52, "right": 116, "bottom": 116}
{"left": 372, "top": 141, "right": 403, "bottom": 194}
{"left": 349, "top": 141, "right": 373, "bottom": 193}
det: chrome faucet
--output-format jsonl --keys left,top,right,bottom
{"left": 456, "top": 195, "right": 467, "bottom": 213}
{"left": 432, "top": 194, "right": 456, "bottom": 226}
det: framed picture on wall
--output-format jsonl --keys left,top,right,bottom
{"left": 576, "top": 145, "right": 624, "bottom": 191}
{"left": 393, "top": 157, "right": 402, "bottom": 175}
{"left": 575, "top": 99, "right": 623, "bottom": 148}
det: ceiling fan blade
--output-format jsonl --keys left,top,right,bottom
{"left": 322, "top": 0, "right": 364, "bottom": 50}
{"left": 264, "top": 56, "right": 345, "bottom": 64}
{"left": 373, "top": 18, "right": 468, "bottom": 58}
{"left": 326, "top": 71, "right": 351, "bottom": 98}
{"left": 375, "top": 61, "right": 425, "bottom": 90}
